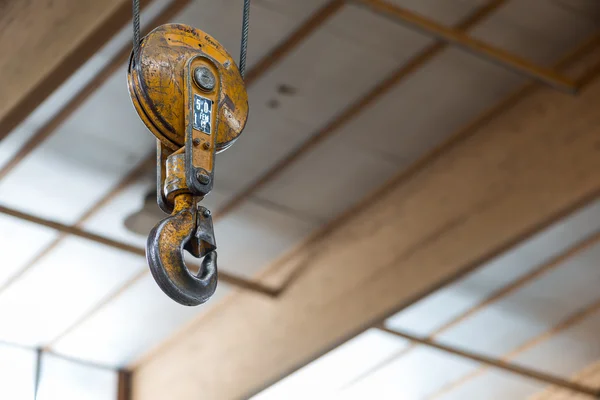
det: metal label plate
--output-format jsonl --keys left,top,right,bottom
{"left": 193, "top": 94, "right": 213, "bottom": 135}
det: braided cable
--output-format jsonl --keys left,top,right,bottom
{"left": 239, "top": 0, "right": 251, "bottom": 79}
{"left": 132, "top": 0, "right": 141, "bottom": 66}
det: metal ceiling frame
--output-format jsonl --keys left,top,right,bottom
{"left": 0, "top": 338, "right": 126, "bottom": 398}
{"left": 33, "top": 348, "right": 42, "bottom": 400}
{"left": 0, "top": 0, "right": 598, "bottom": 390}
{"left": 425, "top": 296, "right": 600, "bottom": 399}
{"left": 344, "top": 230, "right": 600, "bottom": 390}
{"left": 378, "top": 325, "right": 600, "bottom": 398}
{"left": 0, "top": 338, "right": 115, "bottom": 371}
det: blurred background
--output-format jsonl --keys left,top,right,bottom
{"left": 1, "top": 0, "right": 600, "bottom": 399}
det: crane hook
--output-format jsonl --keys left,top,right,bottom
{"left": 146, "top": 194, "right": 217, "bottom": 306}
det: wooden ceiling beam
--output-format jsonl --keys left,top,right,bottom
{"left": 0, "top": 0, "right": 151, "bottom": 140}
{"left": 130, "top": 33, "right": 600, "bottom": 400}
{"left": 118, "top": 370, "right": 133, "bottom": 400}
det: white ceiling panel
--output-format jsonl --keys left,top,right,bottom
{"left": 385, "top": 0, "right": 487, "bottom": 26}
{"left": 340, "top": 46, "right": 525, "bottom": 165}
{"left": 81, "top": 178, "right": 153, "bottom": 248}
{"left": 82, "top": 174, "right": 236, "bottom": 248}
{"left": 513, "top": 304, "right": 600, "bottom": 378}
{"left": 0, "top": 214, "right": 59, "bottom": 288}
{"left": 0, "top": 237, "right": 144, "bottom": 346}
{"left": 0, "top": 343, "right": 36, "bottom": 400}
{"left": 323, "top": 3, "right": 436, "bottom": 62}
{"left": 433, "top": 241, "right": 600, "bottom": 358}
{"left": 174, "top": 0, "right": 330, "bottom": 72}
{"left": 470, "top": 0, "right": 600, "bottom": 64}
{"left": 254, "top": 0, "right": 331, "bottom": 25}
{"left": 213, "top": 3, "right": 435, "bottom": 196}
{"left": 436, "top": 369, "right": 545, "bottom": 400}
{"left": 385, "top": 198, "right": 600, "bottom": 336}
{"left": 52, "top": 273, "right": 232, "bottom": 368}
{"left": 252, "top": 329, "right": 408, "bottom": 400}
{"left": 0, "top": 64, "right": 155, "bottom": 225}
{"left": 214, "top": 199, "right": 317, "bottom": 278}
{"left": 252, "top": 132, "right": 399, "bottom": 221}
{"left": 246, "top": 5, "right": 433, "bottom": 136}
{"left": 339, "top": 345, "right": 480, "bottom": 400}
{"left": 435, "top": 310, "right": 600, "bottom": 399}
{"left": 213, "top": 101, "right": 314, "bottom": 194}
{"left": 0, "top": 0, "right": 170, "bottom": 171}
{"left": 37, "top": 354, "right": 117, "bottom": 400}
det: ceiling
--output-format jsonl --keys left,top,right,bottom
{"left": 0, "top": 0, "right": 599, "bottom": 398}
{"left": 251, "top": 198, "right": 600, "bottom": 399}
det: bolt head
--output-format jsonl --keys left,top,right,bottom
{"left": 196, "top": 171, "right": 211, "bottom": 185}
{"left": 193, "top": 138, "right": 201, "bottom": 146}
{"left": 203, "top": 209, "right": 211, "bottom": 218}
{"left": 202, "top": 142, "right": 210, "bottom": 150}
{"left": 194, "top": 66, "right": 216, "bottom": 91}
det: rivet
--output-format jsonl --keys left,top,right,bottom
{"left": 193, "top": 66, "right": 216, "bottom": 91}
{"left": 196, "top": 171, "right": 211, "bottom": 185}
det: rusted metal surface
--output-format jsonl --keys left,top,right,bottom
{"left": 163, "top": 152, "right": 189, "bottom": 203}
{"left": 128, "top": 23, "right": 248, "bottom": 152}
{"left": 128, "top": 23, "right": 249, "bottom": 305}
{"left": 147, "top": 194, "right": 218, "bottom": 306}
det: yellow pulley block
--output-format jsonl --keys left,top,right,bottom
{"left": 128, "top": 23, "right": 248, "bottom": 153}
{"left": 127, "top": 23, "right": 249, "bottom": 306}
